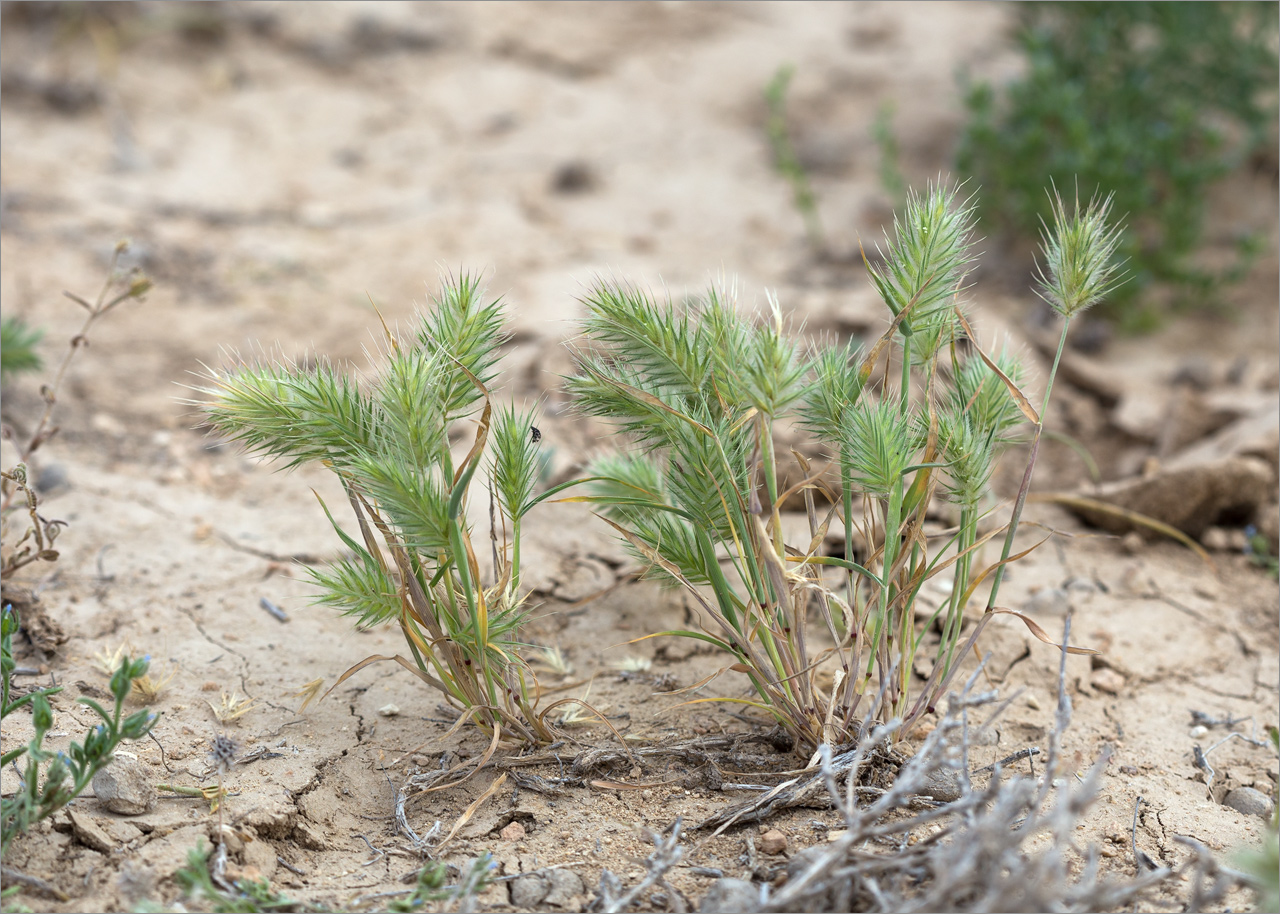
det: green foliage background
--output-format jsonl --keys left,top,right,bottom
{"left": 957, "top": 1, "right": 1278, "bottom": 330}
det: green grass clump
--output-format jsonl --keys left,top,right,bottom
{"left": 200, "top": 274, "right": 569, "bottom": 747}
{"left": 957, "top": 1, "right": 1278, "bottom": 330}
{"left": 568, "top": 181, "right": 1119, "bottom": 751}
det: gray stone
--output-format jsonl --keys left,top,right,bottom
{"left": 92, "top": 756, "right": 156, "bottom": 815}
{"left": 1224, "top": 787, "right": 1274, "bottom": 819}
{"left": 700, "top": 877, "right": 759, "bottom": 913}
{"left": 542, "top": 869, "right": 584, "bottom": 907}
{"left": 510, "top": 874, "right": 548, "bottom": 909}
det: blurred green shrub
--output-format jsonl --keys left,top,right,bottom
{"left": 1, "top": 318, "right": 43, "bottom": 382}
{"left": 957, "top": 2, "right": 1278, "bottom": 330}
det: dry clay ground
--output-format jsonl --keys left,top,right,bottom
{"left": 1, "top": 3, "right": 1277, "bottom": 911}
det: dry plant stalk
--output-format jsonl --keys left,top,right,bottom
{"left": 595, "top": 620, "right": 1230, "bottom": 913}
{"left": 1, "top": 241, "right": 151, "bottom": 585}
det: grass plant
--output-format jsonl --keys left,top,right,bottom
{"left": 567, "top": 181, "right": 1118, "bottom": 751}
{"left": 199, "top": 274, "right": 572, "bottom": 748}
{"left": 765, "top": 65, "right": 824, "bottom": 254}
{"left": 0, "top": 606, "right": 158, "bottom": 857}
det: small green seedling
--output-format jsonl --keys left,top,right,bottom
{"left": 1, "top": 605, "right": 158, "bottom": 855}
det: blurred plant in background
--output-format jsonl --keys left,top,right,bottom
{"left": 957, "top": 1, "right": 1278, "bottom": 331}
{"left": 0, "top": 318, "right": 43, "bottom": 383}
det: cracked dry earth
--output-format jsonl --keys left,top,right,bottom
{"left": 1, "top": 2, "right": 1277, "bottom": 912}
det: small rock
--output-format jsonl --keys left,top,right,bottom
{"left": 759, "top": 829, "right": 788, "bottom": 855}
{"left": 920, "top": 768, "right": 963, "bottom": 803}
{"left": 1065, "top": 456, "right": 1273, "bottom": 541}
{"left": 1025, "top": 587, "right": 1070, "bottom": 616}
{"left": 68, "top": 809, "right": 114, "bottom": 853}
{"left": 1224, "top": 787, "right": 1274, "bottom": 819}
{"left": 1090, "top": 667, "right": 1126, "bottom": 695}
{"left": 499, "top": 820, "right": 526, "bottom": 842}
{"left": 377, "top": 703, "right": 400, "bottom": 717}
{"left": 542, "top": 869, "right": 584, "bottom": 907}
{"left": 1064, "top": 577, "right": 1098, "bottom": 597}
{"left": 550, "top": 160, "right": 598, "bottom": 194}
{"left": 1202, "top": 526, "right": 1245, "bottom": 552}
{"left": 700, "top": 877, "right": 759, "bottom": 913}
{"left": 510, "top": 874, "right": 548, "bottom": 908}
{"left": 1189, "top": 725, "right": 1209, "bottom": 739}
{"left": 34, "top": 463, "right": 70, "bottom": 494}
{"left": 93, "top": 756, "right": 157, "bottom": 815}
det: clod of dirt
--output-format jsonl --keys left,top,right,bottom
{"left": 67, "top": 810, "right": 114, "bottom": 854}
{"left": 700, "top": 877, "right": 760, "bottom": 913}
{"left": 759, "top": 829, "right": 788, "bottom": 855}
{"left": 1223, "top": 786, "right": 1274, "bottom": 819}
{"left": 91, "top": 756, "right": 156, "bottom": 815}
{"left": 1064, "top": 456, "right": 1273, "bottom": 540}
{"left": 238, "top": 833, "right": 279, "bottom": 881}
{"left": 1090, "top": 667, "right": 1126, "bottom": 696}
{"left": 1, "top": 584, "right": 67, "bottom": 652}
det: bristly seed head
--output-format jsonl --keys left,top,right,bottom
{"left": 1035, "top": 185, "right": 1127, "bottom": 319}
{"left": 208, "top": 735, "right": 238, "bottom": 775}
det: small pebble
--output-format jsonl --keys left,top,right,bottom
{"left": 1223, "top": 787, "right": 1273, "bottom": 819}
{"left": 377, "top": 703, "right": 400, "bottom": 717}
{"left": 1189, "top": 725, "right": 1208, "bottom": 739}
{"left": 759, "top": 829, "right": 788, "bottom": 855}
{"left": 499, "top": 821, "right": 526, "bottom": 842}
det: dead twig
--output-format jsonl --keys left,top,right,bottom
{"left": 591, "top": 819, "right": 685, "bottom": 913}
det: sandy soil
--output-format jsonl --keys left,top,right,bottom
{"left": 1, "top": 3, "right": 1277, "bottom": 911}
